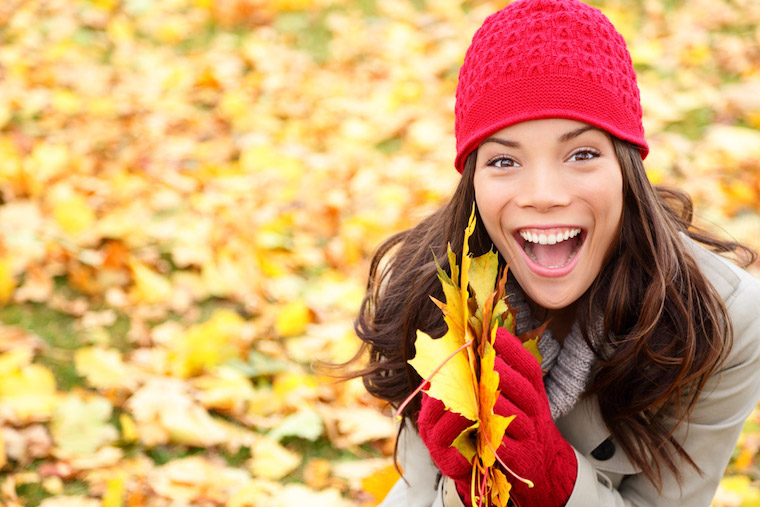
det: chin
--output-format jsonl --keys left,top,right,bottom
{"left": 512, "top": 267, "right": 586, "bottom": 310}
{"left": 526, "top": 289, "right": 578, "bottom": 310}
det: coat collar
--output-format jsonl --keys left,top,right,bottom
{"left": 555, "top": 393, "right": 610, "bottom": 455}
{"left": 557, "top": 394, "right": 644, "bottom": 475}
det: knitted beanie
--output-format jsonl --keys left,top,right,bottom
{"left": 454, "top": 0, "right": 648, "bottom": 172}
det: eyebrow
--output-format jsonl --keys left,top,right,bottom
{"left": 480, "top": 125, "right": 600, "bottom": 148}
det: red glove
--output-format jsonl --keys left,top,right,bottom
{"left": 491, "top": 327, "right": 577, "bottom": 506}
{"left": 417, "top": 328, "right": 577, "bottom": 507}
{"left": 417, "top": 393, "right": 475, "bottom": 504}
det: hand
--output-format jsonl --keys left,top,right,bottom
{"left": 491, "top": 327, "right": 577, "bottom": 507}
{"left": 417, "top": 392, "right": 476, "bottom": 505}
{"left": 417, "top": 328, "right": 577, "bottom": 507}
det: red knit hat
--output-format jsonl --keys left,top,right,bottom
{"left": 454, "top": 0, "right": 648, "bottom": 172}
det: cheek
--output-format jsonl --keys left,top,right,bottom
{"left": 476, "top": 206, "right": 521, "bottom": 266}
{"left": 473, "top": 177, "right": 494, "bottom": 226}
{"left": 589, "top": 180, "right": 624, "bottom": 255}
{"left": 474, "top": 193, "right": 500, "bottom": 256}
{"left": 474, "top": 181, "right": 512, "bottom": 241}
{"left": 474, "top": 173, "right": 517, "bottom": 215}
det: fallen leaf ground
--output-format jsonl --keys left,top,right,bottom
{"left": 0, "top": 1, "right": 758, "bottom": 506}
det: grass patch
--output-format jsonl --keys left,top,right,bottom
{"left": 356, "top": 0, "right": 377, "bottom": 16}
{"left": 664, "top": 107, "right": 715, "bottom": 140}
{"left": 9, "top": 478, "right": 92, "bottom": 506}
{"left": 375, "top": 137, "right": 403, "bottom": 155}
{"left": 0, "top": 303, "right": 80, "bottom": 350}
{"left": 281, "top": 437, "right": 385, "bottom": 484}
{"left": 0, "top": 302, "right": 134, "bottom": 389}
{"left": 0, "top": 303, "right": 84, "bottom": 389}
{"left": 146, "top": 445, "right": 206, "bottom": 466}
{"left": 108, "top": 311, "right": 132, "bottom": 352}
{"left": 222, "top": 446, "right": 252, "bottom": 467}
{"left": 63, "top": 479, "right": 90, "bottom": 495}
{"left": 274, "top": 11, "right": 332, "bottom": 64}
{"left": 14, "top": 481, "right": 50, "bottom": 506}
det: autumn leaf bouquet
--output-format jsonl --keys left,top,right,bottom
{"left": 397, "top": 207, "right": 546, "bottom": 507}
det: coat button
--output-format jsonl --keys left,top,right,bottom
{"left": 591, "top": 437, "right": 616, "bottom": 461}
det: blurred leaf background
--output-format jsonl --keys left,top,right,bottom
{"left": 0, "top": 0, "right": 758, "bottom": 505}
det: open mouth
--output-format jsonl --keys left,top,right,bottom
{"left": 515, "top": 227, "right": 585, "bottom": 270}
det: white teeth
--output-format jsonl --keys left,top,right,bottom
{"left": 519, "top": 228, "right": 582, "bottom": 244}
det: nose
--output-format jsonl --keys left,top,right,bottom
{"left": 513, "top": 163, "right": 571, "bottom": 212}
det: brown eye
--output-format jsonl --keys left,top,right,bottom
{"left": 569, "top": 149, "right": 600, "bottom": 162}
{"left": 488, "top": 156, "right": 519, "bottom": 168}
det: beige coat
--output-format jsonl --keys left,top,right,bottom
{"left": 379, "top": 241, "right": 760, "bottom": 506}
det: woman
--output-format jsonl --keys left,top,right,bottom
{"left": 354, "top": 0, "right": 760, "bottom": 505}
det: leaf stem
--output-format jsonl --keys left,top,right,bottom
{"left": 483, "top": 434, "right": 534, "bottom": 488}
{"left": 473, "top": 464, "right": 481, "bottom": 507}
{"left": 478, "top": 465, "right": 488, "bottom": 507}
{"left": 394, "top": 339, "right": 474, "bottom": 420}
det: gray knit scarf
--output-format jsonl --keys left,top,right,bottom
{"left": 504, "top": 279, "right": 602, "bottom": 420}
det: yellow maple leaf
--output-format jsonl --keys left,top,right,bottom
{"left": 0, "top": 256, "right": 16, "bottom": 305}
{"left": 193, "top": 366, "right": 257, "bottom": 413}
{"left": 118, "top": 413, "right": 138, "bottom": 443}
{"left": 52, "top": 192, "right": 95, "bottom": 236}
{"left": 490, "top": 469, "right": 512, "bottom": 507}
{"left": 272, "top": 0, "right": 315, "bottom": 11}
{"left": 519, "top": 322, "right": 547, "bottom": 366}
{"left": 0, "top": 424, "right": 5, "bottom": 469}
{"left": 106, "top": 16, "right": 134, "bottom": 44}
{"left": 102, "top": 473, "right": 126, "bottom": 507}
{"left": 523, "top": 337, "right": 543, "bottom": 365}
{"left": 128, "top": 259, "right": 173, "bottom": 305}
{"left": 167, "top": 309, "right": 245, "bottom": 378}
{"left": 0, "top": 360, "right": 59, "bottom": 423}
{"left": 50, "top": 394, "right": 118, "bottom": 456}
{"left": 74, "top": 347, "right": 138, "bottom": 392}
{"left": 468, "top": 249, "right": 499, "bottom": 311}
{"left": 405, "top": 206, "right": 542, "bottom": 505}
{"left": 451, "top": 419, "right": 479, "bottom": 463}
{"left": 408, "top": 329, "right": 478, "bottom": 422}
{"left": 249, "top": 437, "right": 301, "bottom": 480}
{"left": 150, "top": 455, "right": 251, "bottom": 502}
{"left": 275, "top": 300, "right": 312, "bottom": 337}
{"left": 25, "top": 143, "right": 70, "bottom": 196}
{"left": 477, "top": 341, "right": 514, "bottom": 469}
{"left": 714, "top": 476, "right": 760, "bottom": 506}
{"left": 127, "top": 378, "right": 239, "bottom": 448}
{"left": 361, "top": 463, "right": 401, "bottom": 504}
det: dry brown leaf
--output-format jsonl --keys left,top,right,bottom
{"left": 249, "top": 436, "right": 301, "bottom": 480}
{"left": 318, "top": 405, "right": 396, "bottom": 448}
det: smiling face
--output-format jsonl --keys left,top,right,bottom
{"left": 473, "top": 118, "right": 624, "bottom": 310}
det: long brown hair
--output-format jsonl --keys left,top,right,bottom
{"left": 351, "top": 137, "right": 755, "bottom": 489}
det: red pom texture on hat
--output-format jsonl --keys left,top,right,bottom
{"left": 454, "top": 0, "right": 648, "bottom": 172}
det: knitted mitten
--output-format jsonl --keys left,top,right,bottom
{"left": 417, "top": 328, "right": 578, "bottom": 507}
{"left": 491, "top": 328, "right": 577, "bottom": 507}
